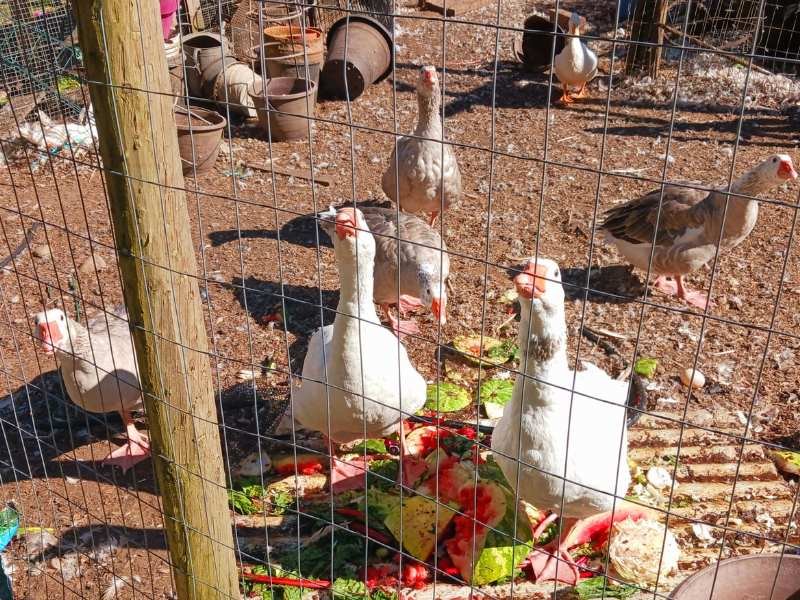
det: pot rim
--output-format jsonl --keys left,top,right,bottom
{"left": 325, "top": 15, "right": 394, "bottom": 84}
{"left": 249, "top": 76, "right": 318, "bottom": 102}
{"left": 669, "top": 554, "right": 800, "bottom": 599}
{"left": 174, "top": 106, "right": 227, "bottom": 132}
{"left": 263, "top": 25, "right": 323, "bottom": 42}
{"left": 249, "top": 43, "right": 324, "bottom": 62}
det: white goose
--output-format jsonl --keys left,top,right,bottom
{"left": 33, "top": 306, "right": 149, "bottom": 472}
{"left": 553, "top": 12, "right": 597, "bottom": 104}
{"left": 491, "top": 257, "right": 630, "bottom": 584}
{"left": 293, "top": 207, "right": 427, "bottom": 485}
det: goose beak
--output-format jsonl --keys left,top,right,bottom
{"left": 778, "top": 158, "right": 797, "bottom": 181}
{"left": 335, "top": 208, "right": 358, "bottom": 240}
{"left": 514, "top": 263, "right": 548, "bottom": 299}
{"left": 37, "top": 322, "right": 61, "bottom": 354}
{"left": 430, "top": 296, "right": 446, "bottom": 325}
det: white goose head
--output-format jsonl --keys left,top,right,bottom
{"left": 33, "top": 308, "right": 74, "bottom": 355}
{"left": 331, "top": 206, "right": 375, "bottom": 265}
{"left": 514, "top": 257, "right": 566, "bottom": 343}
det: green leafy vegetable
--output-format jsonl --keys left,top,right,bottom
{"left": 350, "top": 439, "right": 388, "bottom": 455}
{"left": 277, "top": 528, "right": 366, "bottom": 581}
{"left": 228, "top": 489, "right": 257, "bottom": 515}
{"left": 487, "top": 339, "right": 519, "bottom": 363}
{"left": 247, "top": 565, "right": 305, "bottom": 600}
{"left": 357, "top": 488, "right": 400, "bottom": 523}
{"left": 633, "top": 357, "right": 658, "bottom": 379}
{"left": 576, "top": 576, "right": 638, "bottom": 599}
{"left": 267, "top": 489, "right": 295, "bottom": 515}
{"left": 331, "top": 578, "right": 368, "bottom": 599}
{"left": 425, "top": 382, "right": 471, "bottom": 413}
{"left": 367, "top": 459, "right": 399, "bottom": 491}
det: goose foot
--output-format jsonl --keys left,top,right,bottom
{"left": 528, "top": 545, "right": 580, "bottom": 585}
{"left": 653, "top": 275, "right": 679, "bottom": 296}
{"left": 428, "top": 212, "right": 440, "bottom": 227}
{"left": 676, "top": 276, "right": 710, "bottom": 309}
{"left": 525, "top": 515, "right": 580, "bottom": 584}
{"left": 573, "top": 83, "right": 588, "bottom": 99}
{"left": 387, "top": 311, "right": 420, "bottom": 339}
{"left": 102, "top": 419, "right": 150, "bottom": 473}
{"left": 557, "top": 88, "right": 574, "bottom": 104}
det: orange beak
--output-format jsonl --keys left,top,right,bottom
{"left": 514, "top": 263, "right": 548, "bottom": 300}
{"left": 37, "top": 322, "right": 61, "bottom": 354}
{"left": 423, "top": 68, "right": 436, "bottom": 84}
{"left": 778, "top": 159, "right": 798, "bottom": 180}
{"left": 430, "top": 296, "right": 446, "bottom": 325}
{"left": 335, "top": 208, "right": 358, "bottom": 240}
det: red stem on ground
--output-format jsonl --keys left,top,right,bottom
{"left": 347, "top": 520, "right": 393, "bottom": 545}
{"left": 239, "top": 572, "right": 331, "bottom": 589}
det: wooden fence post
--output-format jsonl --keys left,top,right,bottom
{"left": 626, "top": 0, "right": 669, "bottom": 77}
{"left": 71, "top": 1, "right": 238, "bottom": 598}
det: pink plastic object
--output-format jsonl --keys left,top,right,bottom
{"left": 160, "top": 0, "right": 180, "bottom": 40}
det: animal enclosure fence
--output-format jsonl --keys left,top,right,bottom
{"left": 0, "top": 0, "right": 798, "bottom": 599}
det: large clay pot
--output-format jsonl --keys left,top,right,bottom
{"left": 250, "top": 43, "right": 322, "bottom": 86}
{"left": 182, "top": 32, "right": 233, "bottom": 97}
{"left": 249, "top": 77, "right": 317, "bottom": 141}
{"left": 175, "top": 106, "right": 227, "bottom": 175}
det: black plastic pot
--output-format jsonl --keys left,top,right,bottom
{"left": 320, "top": 15, "right": 393, "bottom": 100}
{"left": 519, "top": 14, "right": 565, "bottom": 72}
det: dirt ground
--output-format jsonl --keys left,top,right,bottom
{"left": 0, "top": 0, "right": 798, "bottom": 598}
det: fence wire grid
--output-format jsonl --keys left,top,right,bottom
{"left": 0, "top": 0, "right": 798, "bottom": 598}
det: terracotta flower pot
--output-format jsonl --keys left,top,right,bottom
{"left": 181, "top": 32, "right": 234, "bottom": 98}
{"left": 250, "top": 43, "right": 323, "bottom": 85}
{"left": 320, "top": 15, "right": 393, "bottom": 101}
{"left": 249, "top": 77, "right": 317, "bottom": 141}
{"left": 175, "top": 106, "right": 227, "bottom": 175}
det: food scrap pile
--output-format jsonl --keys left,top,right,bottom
{"left": 231, "top": 369, "right": 678, "bottom": 600}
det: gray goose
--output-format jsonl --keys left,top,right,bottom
{"left": 33, "top": 306, "right": 148, "bottom": 472}
{"left": 600, "top": 154, "right": 797, "bottom": 308}
{"left": 381, "top": 65, "right": 462, "bottom": 226}
{"left": 320, "top": 205, "right": 448, "bottom": 337}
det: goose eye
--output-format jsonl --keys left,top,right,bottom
{"left": 772, "top": 157, "right": 777, "bottom": 163}
{"left": 60, "top": 315, "right": 65, "bottom": 321}
{"left": 554, "top": 269, "right": 560, "bottom": 277}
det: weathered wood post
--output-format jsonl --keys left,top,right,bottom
{"left": 626, "top": 0, "right": 669, "bottom": 77}
{"left": 71, "top": 2, "right": 238, "bottom": 598}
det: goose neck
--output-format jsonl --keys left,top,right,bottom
{"left": 56, "top": 319, "right": 91, "bottom": 363}
{"left": 336, "top": 246, "right": 378, "bottom": 321}
{"left": 415, "top": 93, "right": 442, "bottom": 138}
{"left": 518, "top": 304, "right": 569, "bottom": 373}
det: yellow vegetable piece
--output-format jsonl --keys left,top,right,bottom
{"left": 384, "top": 495, "right": 456, "bottom": 561}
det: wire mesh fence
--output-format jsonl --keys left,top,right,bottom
{"left": 0, "top": 0, "right": 798, "bottom": 599}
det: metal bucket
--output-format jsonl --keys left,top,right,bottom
{"left": 670, "top": 555, "right": 800, "bottom": 599}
